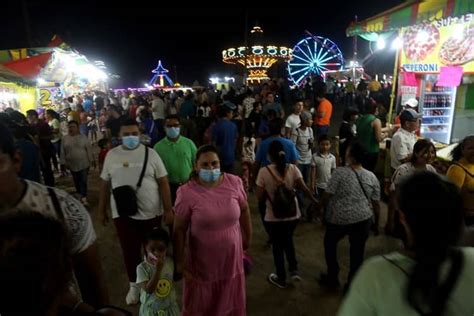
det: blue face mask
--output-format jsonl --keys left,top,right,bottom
{"left": 165, "top": 127, "right": 180, "bottom": 139}
{"left": 122, "top": 136, "right": 140, "bottom": 149}
{"left": 199, "top": 168, "right": 221, "bottom": 183}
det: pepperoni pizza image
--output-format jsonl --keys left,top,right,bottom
{"left": 403, "top": 24, "right": 440, "bottom": 61}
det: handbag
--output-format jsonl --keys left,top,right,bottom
{"left": 112, "top": 146, "right": 149, "bottom": 217}
{"left": 351, "top": 167, "right": 379, "bottom": 234}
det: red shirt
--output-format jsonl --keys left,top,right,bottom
{"left": 99, "top": 148, "right": 109, "bottom": 165}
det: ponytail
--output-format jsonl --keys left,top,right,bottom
{"left": 268, "top": 140, "right": 287, "bottom": 176}
{"left": 398, "top": 172, "right": 464, "bottom": 315}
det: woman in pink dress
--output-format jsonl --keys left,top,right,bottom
{"left": 173, "top": 144, "right": 252, "bottom": 316}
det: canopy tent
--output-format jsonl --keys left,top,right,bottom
{"left": 346, "top": 0, "right": 474, "bottom": 38}
{"left": 0, "top": 65, "right": 35, "bottom": 86}
{"left": 2, "top": 52, "right": 53, "bottom": 79}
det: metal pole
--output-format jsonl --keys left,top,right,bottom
{"left": 244, "top": 9, "right": 248, "bottom": 85}
{"left": 388, "top": 30, "right": 402, "bottom": 124}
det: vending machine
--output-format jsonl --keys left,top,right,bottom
{"left": 419, "top": 74, "right": 457, "bottom": 144}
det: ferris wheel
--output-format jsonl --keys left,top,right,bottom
{"left": 288, "top": 36, "right": 345, "bottom": 86}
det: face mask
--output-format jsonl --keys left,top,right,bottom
{"left": 122, "top": 136, "right": 140, "bottom": 149}
{"left": 199, "top": 168, "right": 221, "bottom": 182}
{"left": 165, "top": 127, "right": 180, "bottom": 139}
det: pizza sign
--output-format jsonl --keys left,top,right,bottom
{"left": 401, "top": 14, "right": 474, "bottom": 74}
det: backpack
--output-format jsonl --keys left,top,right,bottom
{"left": 265, "top": 166, "right": 297, "bottom": 219}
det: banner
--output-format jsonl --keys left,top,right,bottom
{"left": 400, "top": 14, "right": 474, "bottom": 73}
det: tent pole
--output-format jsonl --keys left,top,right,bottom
{"left": 388, "top": 30, "right": 401, "bottom": 124}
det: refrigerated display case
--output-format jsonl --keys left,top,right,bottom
{"left": 419, "top": 74, "right": 457, "bottom": 144}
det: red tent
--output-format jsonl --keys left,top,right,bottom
{"left": 2, "top": 52, "right": 52, "bottom": 79}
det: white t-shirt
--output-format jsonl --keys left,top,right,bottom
{"left": 121, "top": 97, "right": 130, "bottom": 111}
{"left": 285, "top": 113, "right": 301, "bottom": 131}
{"left": 256, "top": 164, "right": 302, "bottom": 222}
{"left": 311, "top": 152, "right": 337, "bottom": 189}
{"left": 339, "top": 249, "right": 474, "bottom": 316}
{"left": 151, "top": 98, "right": 166, "bottom": 120}
{"left": 242, "top": 137, "right": 256, "bottom": 162}
{"left": 12, "top": 180, "right": 96, "bottom": 254}
{"left": 390, "top": 162, "right": 437, "bottom": 191}
{"left": 390, "top": 128, "right": 417, "bottom": 169}
{"left": 290, "top": 127, "right": 314, "bottom": 164}
{"left": 100, "top": 145, "right": 168, "bottom": 220}
{"left": 243, "top": 97, "right": 256, "bottom": 119}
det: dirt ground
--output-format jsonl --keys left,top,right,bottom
{"left": 54, "top": 103, "right": 402, "bottom": 315}
{"left": 57, "top": 167, "right": 401, "bottom": 316}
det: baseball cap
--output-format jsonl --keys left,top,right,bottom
{"left": 400, "top": 109, "right": 421, "bottom": 122}
{"left": 404, "top": 98, "right": 418, "bottom": 108}
{"left": 300, "top": 111, "right": 312, "bottom": 122}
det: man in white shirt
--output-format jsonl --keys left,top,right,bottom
{"left": 98, "top": 118, "right": 172, "bottom": 306}
{"left": 390, "top": 109, "right": 419, "bottom": 170}
{"left": 0, "top": 122, "right": 108, "bottom": 308}
{"left": 285, "top": 99, "right": 303, "bottom": 138}
{"left": 151, "top": 91, "right": 166, "bottom": 122}
{"left": 121, "top": 91, "right": 130, "bottom": 112}
{"left": 60, "top": 120, "right": 94, "bottom": 206}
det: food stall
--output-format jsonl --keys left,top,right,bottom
{"left": 0, "top": 65, "right": 37, "bottom": 113}
{"left": 1, "top": 38, "right": 108, "bottom": 113}
{"left": 346, "top": 0, "right": 474, "bottom": 165}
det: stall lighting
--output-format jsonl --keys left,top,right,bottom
{"left": 36, "top": 78, "right": 47, "bottom": 85}
{"left": 376, "top": 37, "right": 386, "bottom": 50}
{"left": 391, "top": 36, "right": 402, "bottom": 50}
{"left": 209, "top": 77, "right": 220, "bottom": 84}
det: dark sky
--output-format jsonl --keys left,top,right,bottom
{"left": 3, "top": 2, "right": 403, "bottom": 87}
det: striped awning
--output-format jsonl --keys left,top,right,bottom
{"left": 346, "top": 0, "right": 474, "bottom": 37}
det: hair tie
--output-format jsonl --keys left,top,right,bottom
{"left": 278, "top": 151, "right": 285, "bottom": 156}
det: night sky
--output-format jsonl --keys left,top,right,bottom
{"left": 3, "top": 2, "right": 404, "bottom": 87}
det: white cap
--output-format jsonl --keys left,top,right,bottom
{"left": 405, "top": 98, "right": 418, "bottom": 108}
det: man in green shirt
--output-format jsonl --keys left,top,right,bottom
{"left": 154, "top": 115, "right": 197, "bottom": 203}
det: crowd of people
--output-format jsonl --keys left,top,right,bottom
{"left": 0, "top": 76, "right": 473, "bottom": 316}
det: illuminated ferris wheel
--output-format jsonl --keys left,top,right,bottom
{"left": 288, "top": 36, "right": 344, "bottom": 86}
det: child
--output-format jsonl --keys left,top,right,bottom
{"left": 136, "top": 228, "right": 179, "bottom": 316}
{"left": 98, "top": 138, "right": 111, "bottom": 171}
{"left": 87, "top": 111, "right": 98, "bottom": 144}
{"left": 98, "top": 108, "right": 108, "bottom": 138}
{"left": 241, "top": 133, "right": 256, "bottom": 192}
{"left": 310, "top": 135, "right": 336, "bottom": 220}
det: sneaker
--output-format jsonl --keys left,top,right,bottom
{"left": 125, "top": 283, "right": 140, "bottom": 305}
{"left": 268, "top": 273, "right": 287, "bottom": 289}
{"left": 290, "top": 271, "right": 302, "bottom": 282}
{"left": 317, "top": 273, "right": 340, "bottom": 290}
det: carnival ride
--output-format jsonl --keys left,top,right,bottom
{"left": 222, "top": 26, "right": 292, "bottom": 83}
{"left": 288, "top": 35, "right": 345, "bottom": 86}
{"left": 149, "top": 60, "right": 174, "bottom": 87}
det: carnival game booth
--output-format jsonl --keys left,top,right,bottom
{"left": 0, "top": 65, "right": 37, "bottom": 113}
{"left": 1, "top": 38, "right": 108, "bottom": 112}
{"left": 347, "top": 0, "right": 474, "bottom": 160}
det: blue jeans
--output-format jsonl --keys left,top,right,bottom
{"left": 315, "top": 125, "right": 329, "bottom": 139}
{"left": 71, "top": 168, "right": 89, "bottom": 198}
